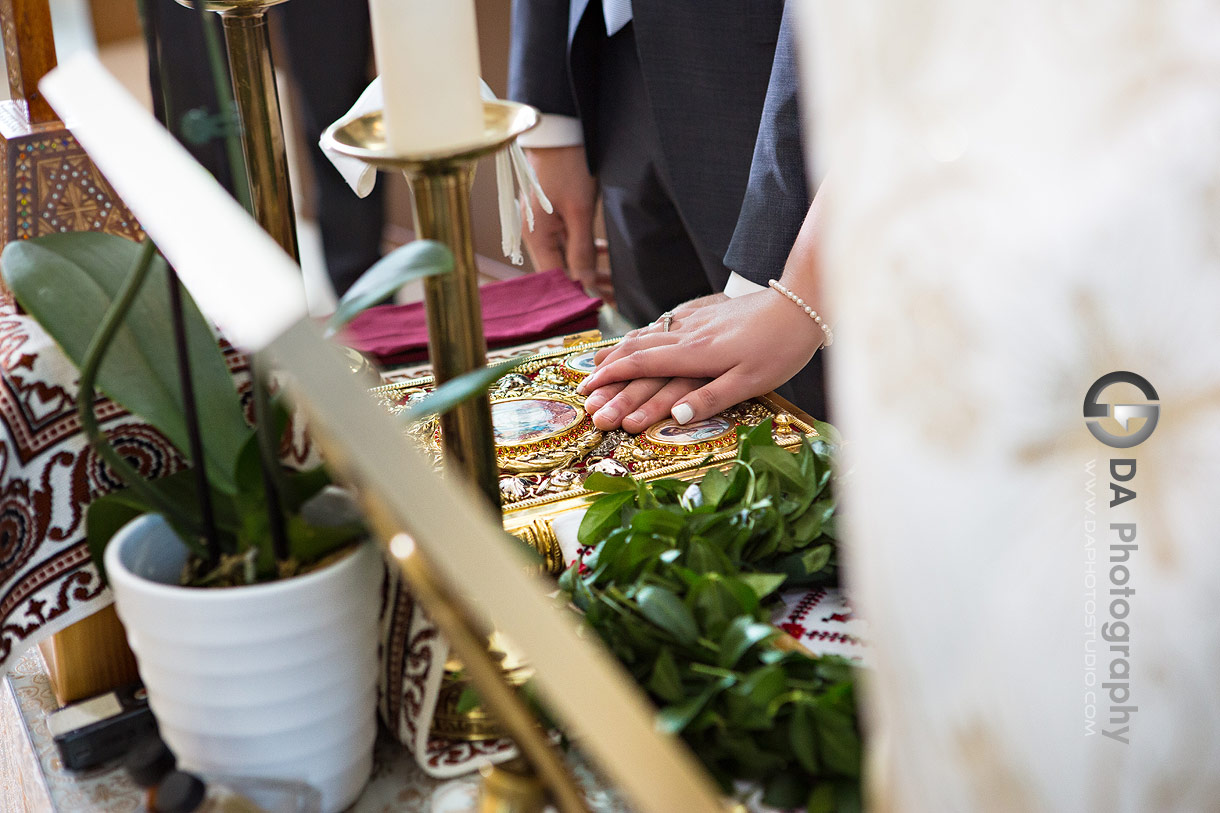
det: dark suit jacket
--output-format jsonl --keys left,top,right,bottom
{"left": 724, "top": 1, "right": 810, "bottom": 285}
{"left": 509, "top": 0, "right": 788, "bottom": 264}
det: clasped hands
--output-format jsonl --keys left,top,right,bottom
{"left": 576, "top": 288, "right": 824, "bottom": 433}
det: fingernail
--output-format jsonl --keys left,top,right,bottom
{"left": 584, "top": 394, "right": 606, "bottom": 412}
{"left": 671, "top": 403, "right": 694, "bottom": 425}
{"left": 626, "top": 411, "right": 646, "bottom": 424}
{"left": 596, "top": 406, "right": 619, "bottom": 424}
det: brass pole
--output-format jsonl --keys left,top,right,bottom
{"left": 218, "top": 5, "right": 299, "bottom": 260}
{"left": 378, "top": 530, "right": 587, "bottom": 813}
{"left": 406, "top": 163, "right": 500, "bottom": 510}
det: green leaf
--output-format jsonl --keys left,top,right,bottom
{"left": 750, "top": 446, "right": 806, "bottom": 492}
{"left": 791, "top": 499, "right": 835, "bottom": 542}
{"left": 629, "top": 508, "right": 685, "bottom": 539}
{"left": 647, "top": 648, "right": 685, "bottom": 703}
{"left": 324, "top": 240, "right": 453, "bottom": 335}
{"left": 814, "top": 702, "right": 862, "bottom": 777}
{"left": 737, "top": 572, "right": 788, "bottom": 601}
{"left": 761, "top": 771, "right": 806, "bottom": 810}
{"left": 790, "top": 702, "right": 820, "bottom": 773}
{"left": 799, "top": 544, "right": 833, "bottom": 576}
{"left": 739, "top": 418, "right": 776, "bottom": 455}
{"left": 740, "top": 664, "right": 789, "bottom": 711}
{"left": 691, "top": 578, "right": 744, "bottom": 640}
{"left": 397, "top": 358, "right": 526, "bottom": 424}
{"left": 578, "top": 491, "right": 637, "bottom": 548}
{"left": 85, "top": 468, "right": 243, "bottom": 583}
{"left": 719, "top": 616, "right": 779, "bottom": 668}
{"left": 809, "top": 419, "right": 842, "bottom": 446}
{"left": 656, "top": 675, "right": 733, "bottom": 734}
{"left": 283, "top": 514, "right": 364, "bottom": 568}
{"left": 806, "top": 783, "right": 835, "bottom": 813}
{"left": 2, "top": 233, "right": 252, "bottom": 492}
{"left": 699, "top": 466, "right": 730, "bottom": 508}
{"left": 583, "top": 471, "right": 638, "bottom": 493}
{"left": 636, "top": 585, "right": 699, "bottom": 645}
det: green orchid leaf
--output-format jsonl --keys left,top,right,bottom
{"left": 324, "top": 240, "right": 453, "bottom": 336}
{"left": 284, "top": 514, "right": 365, "bottom": 568}
{"left": 85, "top": 468, "right": 243, "bottom": 584}
{"left": 2, "top": 233, "right": 251, "bottom": 492}
{"left": 397, "top": 358, "right": 527, "bottom": 424}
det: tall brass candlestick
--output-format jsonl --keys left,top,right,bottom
{"left": 180, "top": 0, "right": 299, "bottom": 259}
{"left": 323, "top": 102, "right": 539, "bottom": 509}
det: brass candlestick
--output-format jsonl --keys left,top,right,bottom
{"left": 178, "top": 0, "right": 299, "bottom": 259}
{"left": 323, "top": 102, "right": 540, "bottom": 509}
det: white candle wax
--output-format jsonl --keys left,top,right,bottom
{"left": 367, "top": 0, "right": 484, "bottom": 155}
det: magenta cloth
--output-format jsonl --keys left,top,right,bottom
{"left": 339, "top": 269, "right": 601, "bottom": 367}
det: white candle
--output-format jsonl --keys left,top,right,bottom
{"left": 367, "top": 0, "right": 484, "bottom": 155}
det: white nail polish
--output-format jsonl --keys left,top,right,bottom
{"left": 671, "top": 403, "right": 694, "bottom": 425}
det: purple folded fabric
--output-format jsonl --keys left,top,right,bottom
{"left": 339, "top": 269, "right": 602, "bottom": 367}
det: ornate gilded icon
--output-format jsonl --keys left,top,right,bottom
{"left": 372, "top": 338, "right": 822, "bottom": 550}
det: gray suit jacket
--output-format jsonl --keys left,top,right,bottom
{"left": 509, "top": 0, "right": 788, "bottom": 264}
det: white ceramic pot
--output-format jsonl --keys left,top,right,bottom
{"left": 105, "top": 514, "right": 381, "bottom": 813}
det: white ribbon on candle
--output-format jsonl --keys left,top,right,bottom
{"left": 319, "top": 78, "right": 552, "bottom": 267}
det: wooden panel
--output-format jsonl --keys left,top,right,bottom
{"left": 0, "top": 0, "right": 58, "bottom": 124}
{"left": 0, "top": 107, "right": 142, "bottom": 248}
{"left": 89, "top": 0, "right": 142, "bottom": 45}
{"left": 37, "top": 605, "right": 139, "bottom": 706}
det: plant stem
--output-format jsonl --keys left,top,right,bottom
{"left": 191, "top": 2, "right": 253, "bottom": 214}
{"left": 167, "top": 267, "right": 221, "bottom": 566}
{"left": 77, "top": 240, "right": 201, "bottom": 535}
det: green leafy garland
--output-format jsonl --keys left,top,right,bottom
{"left": 559, "top": 420, "right": 861, "bottom": 812}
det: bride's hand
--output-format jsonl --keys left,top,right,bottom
{"left": 579, "top": 289, "right": 823, "bottom": 426}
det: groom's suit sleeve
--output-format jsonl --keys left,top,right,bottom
{"left": 509, "top": 0, "right": 578, "bottom": 117}
{"left": 723, "top": 1, "right": 811, "bottom": 286}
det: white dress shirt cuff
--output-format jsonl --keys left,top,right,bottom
{"left": 517, "top": 114, "right": 585, "bottom": 149}
{"left": 723, "top": 272, "right": 767, "bottom": 298}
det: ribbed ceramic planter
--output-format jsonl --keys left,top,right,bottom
{"left": 105, "top": 514, "right": 381, "bottom": 813}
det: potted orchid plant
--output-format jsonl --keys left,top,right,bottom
{"left": 0, "top": 230, "right": 511, "bottom": 812}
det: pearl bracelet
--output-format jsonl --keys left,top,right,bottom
{"left": 768, "top": 280, "right": 834, "bottom": 347}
